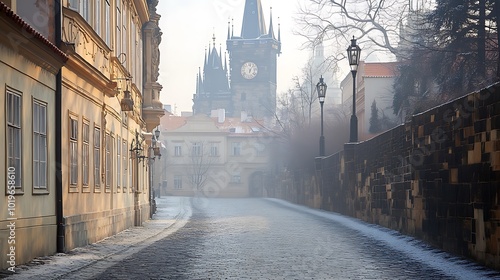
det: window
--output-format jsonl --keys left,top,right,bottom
{"left": 7, "top": 91, "right": 22, "bottom": 189}
{"left": 232, "top": 142, "right": 241, "bottom": 156}
{"left": 70, "top": 117, "right": 78, "bottom": 185}
{"left": 231, "top": 174, "right": 241, "bottom": 183}
{"left": 131, "top": 20, "right": 136, "bottom": 82}
{"left": 94, "top": 0, "right": 101, "bottom": 36}
{"left": 82, "top": 122, "right": 90, "bottom": 186}
{"left": 122, "top": 3, "right": 128, "bottom": 68}
{"left": 210, "top": 143, "right": 219, "bottom": 157}
{"left": 33, "top": 101, "right": 47, "bottom": 189}
{"left": 174, "top": 175, "right": 182, "bottom": 189}
{"left": 192, "top": 142, "right": 202, "bottom": 157}
{"left": 94, "top": 127, "right": 101, "bottom": 188}
{"left": 174, "top": 145, "right": 182, "bottom": 157}
{"left": 122, "top": 140, "right": 127, "bottom": 189}
{"left": 68, "top": 0, "right": 79, "bottom": 11}
{"left": 105, "top": 0, "right": 110, "bottom": 46}
{"left": 255, "top": 142, "right": 266, "bottom": 157}
{"left": 80, "top": 0, "right": 89, "bottom": 22}
{"left": 105, "top": 134, "right": 112, "bottom": 189}
{"left": 117, "top": 136, "right": 121, "bottom": 188}
{"left": 116, "top": 0, "right": 121, "bottom": 56}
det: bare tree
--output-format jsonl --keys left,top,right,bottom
{"left": 187, "top": 141, "right": 218, "bottom": 191}
{"left": 296, "top": 0, "right": 416, "bottom": 64}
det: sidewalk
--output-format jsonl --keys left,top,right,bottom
{"left": 2, "top": 196, "right": 192, "bottom": 280}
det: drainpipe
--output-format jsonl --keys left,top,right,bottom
{"left": 54, "top": 0, "right": 65, "bottom": 253}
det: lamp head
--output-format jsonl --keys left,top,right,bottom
{"left": 316, "top": 76, "right": 327, "bottom": 104}
{"left": 347, "top": 36, "right": 361, "bottom": 72}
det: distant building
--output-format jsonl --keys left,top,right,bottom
{"left": 341, "top": 61, "right": 399, "bottom": 140}
{"left": 312, "top": 42, "right": 342, "bottom": 105}
{"left": 192, "top": 0, "right": 281, "bottom": 119}
{"left": 154, "top": 111, "right": 274, "bottom": 198}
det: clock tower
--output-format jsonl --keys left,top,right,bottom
{"left": 226, "top": 0, "right": 281, "bottom": 118}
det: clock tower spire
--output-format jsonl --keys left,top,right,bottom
{"left": 227, "top": 1, "right": 281, "bottom": 118}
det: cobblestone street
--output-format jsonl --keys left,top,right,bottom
{"left": 5, "top": 197, "right": 500, "bottom": 279}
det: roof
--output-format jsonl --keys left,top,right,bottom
{"left": 160, "top": 113, "right": 187, "bottom": 131}
{"left": 0, "top": 3, "right": 67, "bottom": 60}
{"left": 160, "top": 114, "right": 267, "bottom": 135}
{"left": 363, "top": 62, "right": 398, "bottom": 78}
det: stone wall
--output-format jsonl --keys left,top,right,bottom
{"left": 272, "top": 83, "right": 500, "bottom": 269}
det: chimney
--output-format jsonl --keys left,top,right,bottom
{"left": 218, "top": 108, "right": 226, "bottom": 123}
{"left": 240, "top": 111, "right": 248, "bottom": 122}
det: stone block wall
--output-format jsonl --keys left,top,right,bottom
{"left": 273, "top": 83, "right": 500, "bottom": 269}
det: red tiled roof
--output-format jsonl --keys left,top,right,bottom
{"left": 160, "top": 114, "right": 187, "bottom": 131}
{"left": 363, "top": 62, "right": 398, "bottom": 78}
{"left": 0, "top": 3, "right": 68, "bottom": 61}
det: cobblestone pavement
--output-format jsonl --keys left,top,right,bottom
{"left": 92, "top": 198, "right": 499, "bottom": 280}
{"left": 5, "top": 197, "right": 500, "bottom": 279}
{"left": 2, "top": 196, "right": 191, "bottom": 280}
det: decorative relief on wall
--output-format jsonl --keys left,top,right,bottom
{"left": 63, "top": 16, "right": 110, "bottom": 76}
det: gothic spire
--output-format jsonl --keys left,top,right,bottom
{"left": 268, "top": 7, "right": 275, "bottom": 39}
{"left": 241, "top": 0, "right": 267, "bottom": 39}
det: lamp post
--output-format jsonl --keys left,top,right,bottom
{"left": 317, "top": 76, "right": 327, "bottom": 156}
{"left": 347, "top": 36, "right": 361, "bottom": 142}
{"left": 148, "top": 127, "right": 162, "bottom": 218}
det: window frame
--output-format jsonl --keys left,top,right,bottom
{"left": 174, "top": 175, "right": 182, "bottom": 189}
{"left": 232, "top": 142, "right": 241, "bottom": 156}
{"left": 69, "top": 116, "right": 79, "bottom": 188}
{"left": 117, "top": 136, "right": 121, "bottom": 190}
{"left": 33, "top": 100, "right": 48, "bottom": 192}
{"left": 105, "top": 133, "right": 113, "bottom": 190}
{"left": 94, "top": 126, "right": 101, "bottom": 191}
{"left": 210, "top": 142, "right": 219, "bottom": 157}
{"left": 6, "top": 89, "right": 22, "bottom": 193}
{"left": 174, "top": 145, "right": 182, "bottom": 157}
{"left": 192, "top": 142, "right": 202, "bottom": 157}
{"left": 82, "top": 121, "right": 90, "bottom": 188}
{"left": 122, "top": 139, "right": 128, "bottom": 190}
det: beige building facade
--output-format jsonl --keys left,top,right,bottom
{"left": 155, "top": 112, "right": 274, "bottom": 198}
{"left": 0, "top": 1, "right": 67, "bottom": 270}
{"left": 60, "top": 0, "right": 163, "bottom": 251}
{"left": 1, "top": 0, "right": 163, "bottom": 269}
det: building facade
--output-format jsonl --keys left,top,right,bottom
{"left": 0, "top": 1, "right": 67, "bottom": 270}
{"left": 193, "top": 0, "right": 281, "bottom": 119}
{"left": 156, "top": 112, "right": 274, "bottom": 198}
{"left": 340, "top": 61, "right": 399, "bottom": 141}
{"left": 1, "top": 0, "right": 164, "bottom": 269}
{"left": 60, "top": 0, "right": 163, "bottom": 251}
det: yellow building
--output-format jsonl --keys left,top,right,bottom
{"left": 1, "top": 0, "right": 163, "bottom": 269}
{"left": 60, "top": 0, "right": 164, "bottom": 251}
{"left": 156, "top": 111, "right": 274, "bottom": 198}
{"left": 0, "top": 1, "right": 67, "bottom": 270}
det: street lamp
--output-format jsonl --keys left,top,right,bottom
{"left": 347, "top": 36, "right": 361, "bottom": 142}
{"left": 148, "top": 127, "right": 162, "bottom": 218}
{"left": 317, "top": 75, "right": 327, "bottom": 156}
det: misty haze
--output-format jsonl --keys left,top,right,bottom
{"left": 3, "top": 0, "right": 500, "bottom": 279}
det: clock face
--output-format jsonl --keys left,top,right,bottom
{"left": 241, "top": 62, "right": 258, "bottom": 79}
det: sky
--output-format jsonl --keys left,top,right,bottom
{"left": 156, "top": 0, "right": 312, "bottom": 115}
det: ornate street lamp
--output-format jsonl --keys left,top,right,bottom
{"left": 347, "top": 36, "right": 361, "bottom": 142}
{"left": 317, "top": 76, "right": 327, "bottom": 156}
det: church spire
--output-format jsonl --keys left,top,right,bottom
{"left": 241, "top": 0, "right": 267, "bottom": 39}
{"left": 268, "top": 7, "right": 275, "bottom": 39}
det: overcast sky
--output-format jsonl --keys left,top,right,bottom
{"left": 157, "top": 0, "right": 311, "bottom": 115}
